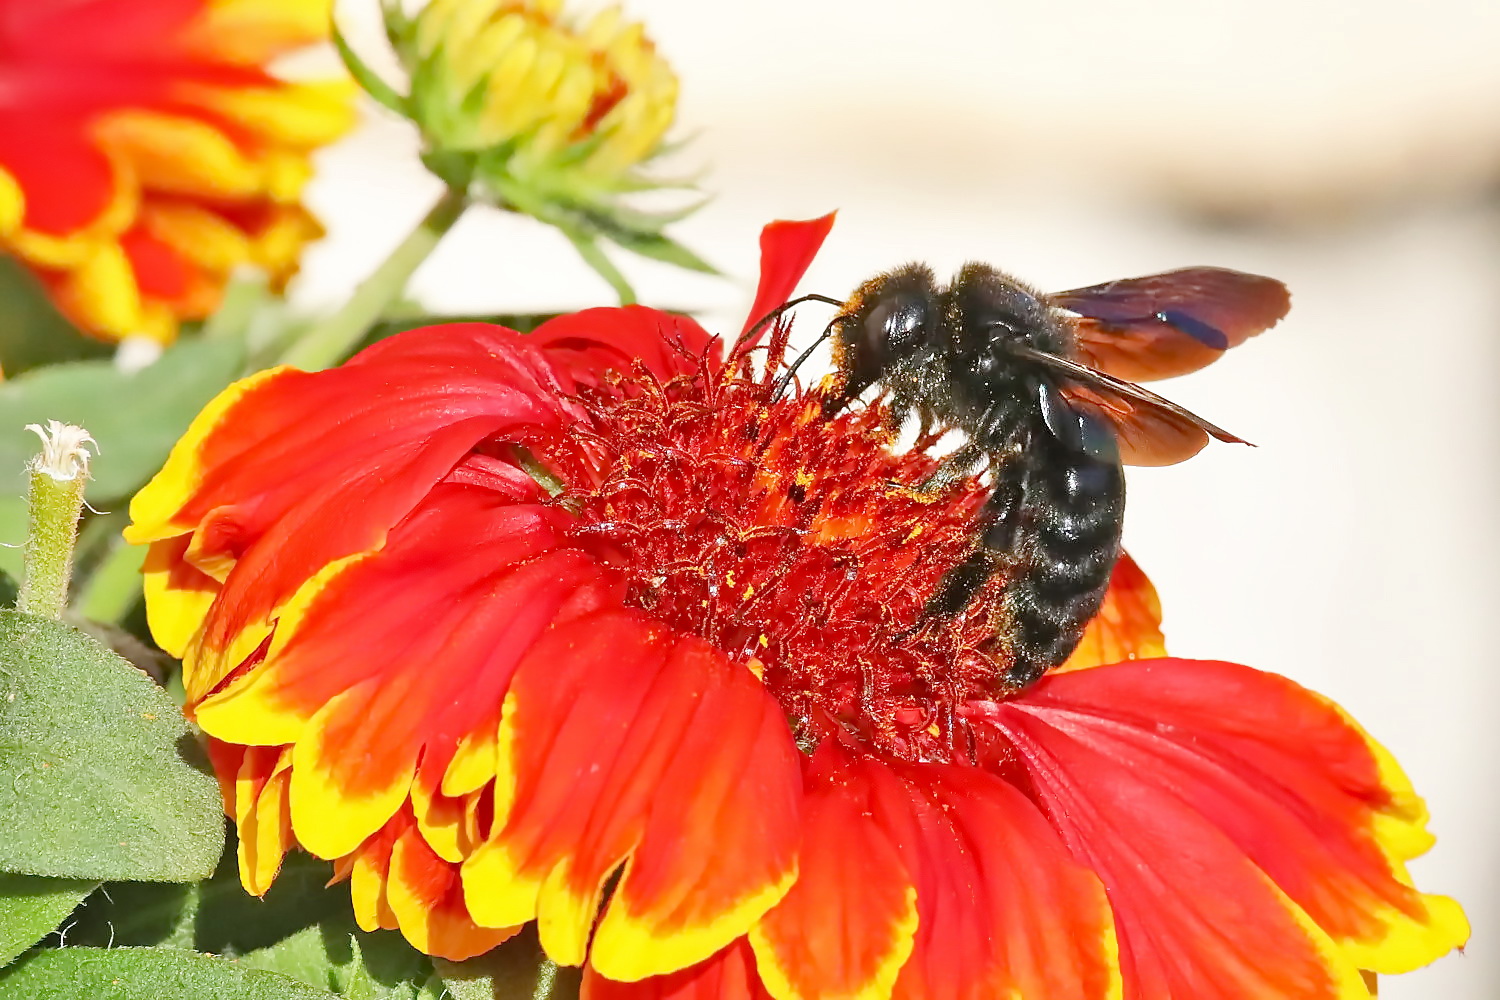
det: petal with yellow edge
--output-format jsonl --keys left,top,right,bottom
{"left": 748, "top": 746, "right": 917, "bottom": 1000}
{"left": 127, "top": 327, "right": 576, "bottom": 689}
{"left": 584, "top": 940, "right": 773, "bottom": 1000}
{"left": 877, "top": 761, "right": 1120, "bottom": 1000}
{"left": 979, "top": 659, "right": 1469, "bottom": 1000}
{"left": 388, "top": 819, "right": 522, "bottom": 961}
{"left": 193, "top": 475, "right": 610, "bottom": 862}
{"left": 464, "top": 610, "right": 801, "bottom": 980}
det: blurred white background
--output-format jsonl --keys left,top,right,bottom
{"left": 315, "top": 3, "right": 1499, "bottom": 997}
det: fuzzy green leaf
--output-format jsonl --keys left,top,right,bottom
{"left": 68, "top": 850, "right": 442, "bottom": 998}
{"left": 0, "top": 874, "right": 95, "bottom": 967}
{"left": 0, "top": 611, "right": 223, "bottom": 880}
{"left": 241, "top": 926, "right": 441, "bottom": 1000}
{"left": 0, "top": 947, "right": 340, "bottom": 999}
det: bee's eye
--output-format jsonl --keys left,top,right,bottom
{"left": 865, "top": 295, "right": 927, "bottom": 358}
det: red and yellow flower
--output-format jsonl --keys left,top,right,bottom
{"left": 0, "top": 0, "right": 354, "bottom": 344}
{"left": 126, "top": 216, "right": 1467, "bottom": 998}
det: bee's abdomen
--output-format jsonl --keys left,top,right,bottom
{"left": 996, "top": 445, "right": 1123, "bottom": 688}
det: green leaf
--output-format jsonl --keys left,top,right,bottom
{"left": 0, "top": 495, "right": 28, "bottom": 586}
{"left": 0, "top": 947, "right": 340, "bottom": 999}
{"left": 0, "top": 611, "right": 224, "bottom": 880}
{"left": 0, "top": 336, "right": 246, "bottom": 506}
{"left": 242, "top": 926, "right": 437, "bottom": 1000}
{"left": 0, "top": 259, "right": 111, "bottom": 377}
{"left": 0, "top": 873, "right": 96, "bottom": 967}
{"left": 71, "top": 851, "right": 351, "bottom": 952}
{"left": 70, "top": 851, "right": 441, "bottom": 999}
{"left": 433, "top": 929, "right": 580, "bottom": 1000}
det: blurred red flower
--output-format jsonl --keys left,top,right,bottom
{"left": 0, "top": 0, "right": 353, "bottom": 343}
{"left": 127, "top": 215, "right": 1466, "bottom": 999}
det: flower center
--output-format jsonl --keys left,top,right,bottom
{"left": 543, "top": 352, "right": 1008, "bottom": 762}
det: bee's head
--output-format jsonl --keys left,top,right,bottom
{"left": 823, "top": 264, "right": 939, "bottom": 415}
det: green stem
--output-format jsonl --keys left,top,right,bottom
{"left": 279, "top": 186, "right": 468, "bottom": 371}
{"left": 17, "top": 425, "right": 93, "bottom": 620}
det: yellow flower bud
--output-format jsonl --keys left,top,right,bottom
{"left": 342, "top": 0, "right": 706, "bottom": 300}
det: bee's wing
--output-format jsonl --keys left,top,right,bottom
{"left": 1014, "top": 345, "right": 1248, "bottom": 467}
{"left": 1048, "top": 267, "right": 1289, "bottom": 382}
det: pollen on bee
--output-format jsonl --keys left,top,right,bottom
{"left": 745, "top": 657, "right": 766, "bottom": 680}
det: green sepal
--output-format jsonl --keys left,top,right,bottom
{"left": 333, "top": 21, "right": 409, "bottom": 116}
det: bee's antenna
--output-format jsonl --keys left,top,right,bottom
{"left": 769, "top": 320, "right": 838, "bottom": 402}
{"left": 732, "top": 294, "right": 846, "bottom": 354}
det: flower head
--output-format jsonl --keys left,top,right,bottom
{"left": 350, "top": 0, "right": 704, "bottom": 299}
{"left": 127, "top": 216, "right": 1466, "bottom": 998}
{"left": 0, "top": 0, "right": 355, "bottom": 343}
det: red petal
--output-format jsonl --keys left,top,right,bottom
{"left": 0, "top": 0, "right": 200, "bottom": 58}
{"left": 120, "top": 224, "right": 192, "bottom": 299}
{"left": 0, "top": 122, "right": 118, "bottom": 234}
{"left": 748, "top": 743, "right": 1118, "bottom": 1000}
{"left": 749, "top": 746, "right": 917, "bottom": 1000}
{"left": 530, "top": 305, "right": 718, "bottom": 385}
{"left": 979, "top": 659, "right": 1468, "bottom": 997}
{"left": 738, "top": 215, "right": 837, "bottom": 346}
{"left": 194, "top": 471, "right": 614, "bottom": 858}
{"left": 878, "top": 760, "right": 1119, "bottom": 1000}
{"left": 584, "top": 940, "right": 773, "bottom": 1000}
{"left": 463, "top": 610, "right": 802, "bottom": 980}
{"left": 127, "top": 325, "right": 575, "bottom": 688}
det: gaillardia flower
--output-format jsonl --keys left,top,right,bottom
{"left": 127, "top": 216, "right": 1467, "bottom": 999}
{"left": 0, "top": 0, "right": 354, "bottom": 343}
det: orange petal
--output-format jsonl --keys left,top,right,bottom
{"left": 195, "top": 484, "right": 606, "bottom": 857}
{"left": 93, "top": 110, "right": 265, "bottom": 200}
{"left": 177, "top": 0, "right": 335, "bottom": 64}
{"left": 240, "top": 766, "right": 292, "bottom": 896}
{"left": 349, "top": 823, "right": 401, "bottom": 933}
{"left": 879, "top": 760, "right": 1120, "bottom": 1000}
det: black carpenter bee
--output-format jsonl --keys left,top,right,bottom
{"left": 821, "top": 262, "right": 1290, "bottom": 690}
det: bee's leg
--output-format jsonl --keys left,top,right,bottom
{"left": 891, "top": 442, "right": 987, "bottom": 501}
{"left": 923, "top": 461, "right": 1026, "bottom": 617}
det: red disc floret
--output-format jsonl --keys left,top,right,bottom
{"left": 537, "top": 347, "right": 1005, "bottom": 762}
